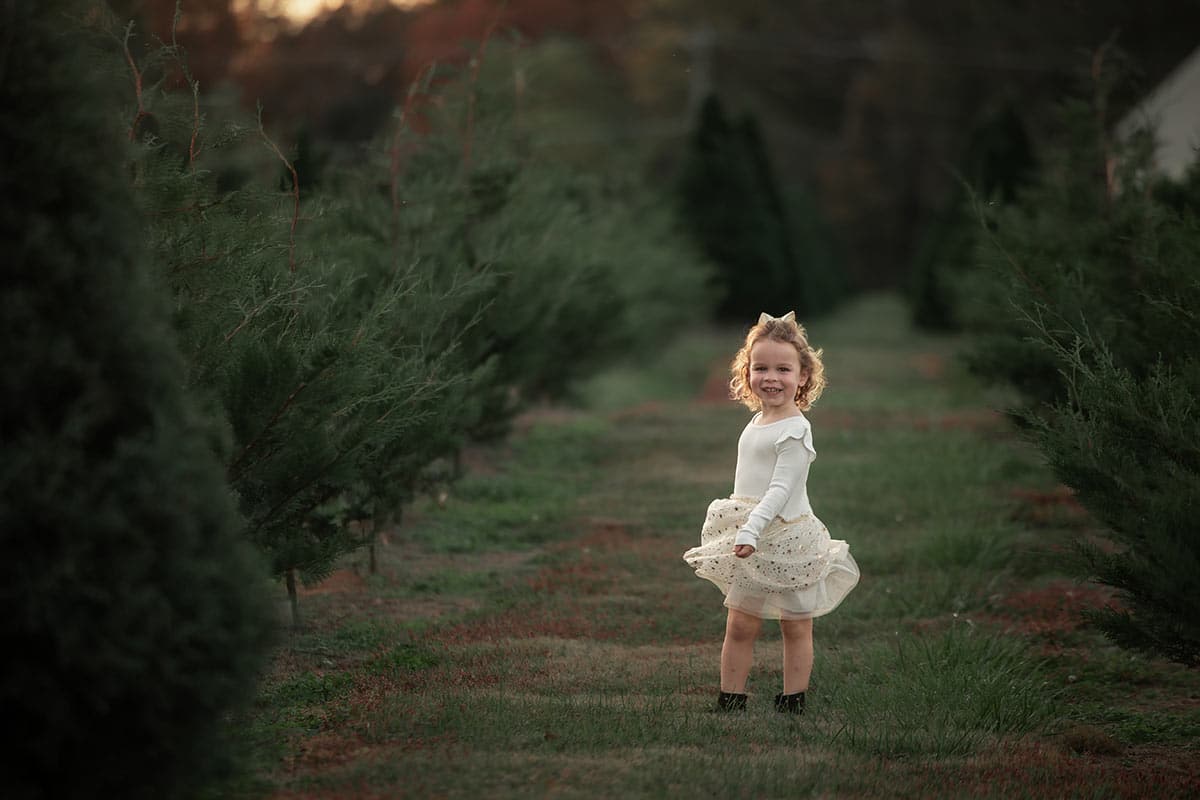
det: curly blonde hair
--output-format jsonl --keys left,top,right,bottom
{"left": 729, "top": 315, "right": 826, "bottom": 412}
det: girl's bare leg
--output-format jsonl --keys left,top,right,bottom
{"left": 720, "top": 608, "right": 763, "bottom": 692}
{"left": 780, "top": 618, "right": 814, "bottom": 694}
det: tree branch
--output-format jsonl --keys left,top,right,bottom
{"left": 224, "top": 283, "right": 312, "bottom": 343}
{"left": 122, "top": 21, "right": 147, "bottom": 142}
{"left": 461, "top": 5, "right": 506, "bottom": 172}
{"left": 227, "top": 381, "right": 308, "bottom": 481}
{"left": 258, "top": 103, "right": 300, "bottom": 273}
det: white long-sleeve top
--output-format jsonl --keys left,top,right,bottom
{"left": 732, "top": 413, "right": 817, "bottom": 548}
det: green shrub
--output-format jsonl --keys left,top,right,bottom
{"left": 956, "top": 92, "right": 1170, "bottom": 405}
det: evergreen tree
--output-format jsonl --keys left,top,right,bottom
{"left": 910, "top": 102, "right": 1034, "bottom": 330}
{"left": 961, "top": 74, "right": 1200, "bottom": 665}
{"left": 1151, "top": 156, "right": 1200, "bottom": 214}
{"left": 787, "top": 182, "right": 851, "bottom": 318}
{"left": 959, "top": 95, "right": 1171, "bottom": 406}
{"left": 679, "top": 94, "right": 822, "bottom": 319}
{"left": 0, "top": 2, "right": 273, "bottom": 796}
{"left": 1011, "top": 169, "right": 1200, "bottom": 664}
{"left": 336, "top": 38, "right": 714, "bottom": 435}
{"left": 1019, "top": 319, "right": 1200, "bottom": 666}
{"left": 103, "top": 13, "right": 476, "bottom": 625}
{"left": 737, "top": 113, "right": 798, "bottom": 307}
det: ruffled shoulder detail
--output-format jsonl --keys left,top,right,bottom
{"left": 773, "top": 415, "right": 816, "bottom": 459}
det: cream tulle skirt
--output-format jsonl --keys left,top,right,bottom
{"left": 682, "top": 497, "right": 860, "bottom": 620}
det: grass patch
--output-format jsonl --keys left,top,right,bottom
{"left": 404, "top": 568, "right": 507, "bottom": 596}
{"left": 823, "top": 624, "right": 1058, "bottom": 756}
{"left": 411, "top": 416, "right": 612, "bottom": 553}
{"left": 1076, "top": 705, "right": 1200, "bottom": 745}
{"left": 262, "top": 670, "right": 355, "bottom": 708}
{"left": 287, "top": 617, "right": 397, "bottom": 660}
{"left": 356, "top": 626, "right": 1054, "bottom": 762}
{"left": 914, "top": 520, "right": 1017, "bottom": 570}
{"left": 364, "top": 642, "right": 441, "bottom": 676}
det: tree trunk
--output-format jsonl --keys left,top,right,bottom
{"left": 369, "top": 508, "right": 394, "bottom": 575}
{"left": 368, "top": 525, "right": 377, "bottom": 576}
{"left": 286, "top": 567, "right": 300, "bottom": 629}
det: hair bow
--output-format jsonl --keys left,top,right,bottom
{"left": 757, "top": 311, "right": 796, "bottom": 325}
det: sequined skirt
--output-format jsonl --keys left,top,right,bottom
{"left": 682, "top": 497, "right": 860, "bottom": 620}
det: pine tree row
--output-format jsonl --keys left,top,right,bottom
{"left": 2, "top": 3, "right": 713, "bottom": 796}
{"left": 112, "top": 12, "right": 712, "bottom": 624}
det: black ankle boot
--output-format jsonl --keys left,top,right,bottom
{"left": 774, "top": 691, "right": 805, "bottom": 715}
{"left": 715, "top": 691, "right": 748, "bottom": 712}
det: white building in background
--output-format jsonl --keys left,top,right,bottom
{"left": 1118, "top": 45, "right": 1200, "bottom": 179}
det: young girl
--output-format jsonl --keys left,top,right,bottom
{"left": 683, "top": 311, "right": 859, "bottom": 714}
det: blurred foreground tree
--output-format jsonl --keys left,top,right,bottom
{"left": 0, "top": 1, "right": 273, "bottom": 796}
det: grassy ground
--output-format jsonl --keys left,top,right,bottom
{"left": 218, "top": 294, "right": 1200, "bottom": 799}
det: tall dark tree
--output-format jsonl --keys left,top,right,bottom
{"left": 0, "top": 2, "right": 273, "bottom": 797}
{"left": 679, "top": 94, "right": 834, "bottom": 319}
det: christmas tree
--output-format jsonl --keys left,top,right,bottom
{"left": 961, "top": 68, "right": 1200, "bottom": 665}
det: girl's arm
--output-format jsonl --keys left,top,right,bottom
{"left": 733, "top": 427, "right": 814, "bottom": 551}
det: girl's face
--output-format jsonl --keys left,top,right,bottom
{"left": 749, "top": 338, "right": 807, "bottom": 412}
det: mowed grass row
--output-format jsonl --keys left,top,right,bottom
{"left": 222, "top": 294, "right": 1200, "bottom": 799}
